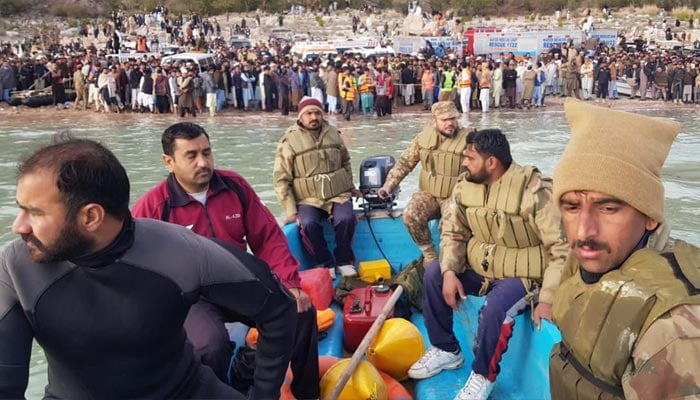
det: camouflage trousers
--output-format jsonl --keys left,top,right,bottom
{"left": 403, "top": 191, "right": 449, "bottom": 264}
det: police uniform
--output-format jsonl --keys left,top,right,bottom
{"left": 550, "top": 99, "right": 700, "bottom": 400}
{"left": 382, "top": 101, "right": 468, "bottom": 264}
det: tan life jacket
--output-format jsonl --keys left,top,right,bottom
{"left": 549, "top": 240, "right": 700, "bottom": 400}
{"left": 416, "top": 126, "right": 468, "bottom": 199}
{"left": 282, "top": 123, "right": 354, "bottom": 201}
{"left": 456, "top": 164, "right": 545, "bottom": 280}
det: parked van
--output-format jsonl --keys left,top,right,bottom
{"left": 160, "top": 53, "right": 218, "bottom": 72}
{"left": 229, "top": 35, "right": 253, "bottom": 48}
{"left": 291, "top": 43, "right": 338, "bottom": 61}
{"left": 106, "top": 52, "right": 162, "bottom": 64}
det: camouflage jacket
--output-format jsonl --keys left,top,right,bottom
{"left": 623, "top": 303, "right": 700, "bottom": 399}
{"left": 600, "top": 226, "right": 700, "bottom": 399}
{"left": 383, "top": 129, "right": 423, "bottom": 191}
{"left": 439, "top": 168, "right": 568, "bottom": 305}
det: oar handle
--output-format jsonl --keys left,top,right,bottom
{"left": 325, "top": 285, "right": 404, "bottom": 400}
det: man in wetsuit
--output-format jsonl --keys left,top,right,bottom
{"left": 0, "top": 135, "right": 297, "bottom": 399}
{"left": 133, "top": 122, "right": 319, "bottom": 399}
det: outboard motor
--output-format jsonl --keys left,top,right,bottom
{"left": 359, "top": 155, "right": 399, "bottom": 210}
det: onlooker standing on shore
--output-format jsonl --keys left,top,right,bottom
{"left": 357, "top": 67, "right": 374, "bottom": 115}
{"left": 503, "top": 61, "right": 517, "bottom": 108}
{"left": 168, "top": 68, "right": 179, "bottom": 115}
{"left": 279, "top": 67, "right": 291, "bottom": 115}
{"left": 522, "top": 63, "right": 536, "bottom": 108}
{"left": 0, "top": 59, "right": 17, "bottom": 103}
{"left": 203, "top": 67, "right": 216, "bottom": 117}
{"left": 339, "top": 66, "right": 356, "bottom": 121}
{"left": 73, "top": 62, "right": 88, "bottom": 110}
{"left": 457, "top": 61, "right": 471, "bottom": 114}
{"left": 324, "top": 64, "right": 339, "bottom": 114}
{"left": 580, "top": 57, "right": 594, "bottom": 99}
{"left": 491, "top": 61, "right": 503, "bottom": 108}
{"left": 478, "top": 62, "right": 491, "bottom": 112}
{"left": 178, "top": 69, "right": 196, "bottom": 118}
{"left": 422, "top": 64, "right": 435, "bottom": 110}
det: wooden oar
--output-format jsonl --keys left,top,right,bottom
{"left": 325, "top": 285, "right": 404, "bottom": 400}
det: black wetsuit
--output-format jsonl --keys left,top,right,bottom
{"left": 0, "top": 217, "right": 297, "bottom": 399}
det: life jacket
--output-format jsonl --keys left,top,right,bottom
{"left": 358, "top": 74, "right": 373, "bottom": 94}
{"left": 416, "top": 126, "right": 468, "bottom": 199}
{"left": 549, "top": 240, "right": 700, "bottom": 400}
{"left": 136, "top": 37, "right": 148, "bottom": 53}
{"left": 459, "top": 69, "right": 472, "bottom": 88}
{"left": 281, "top": 122, "right": 354, "bottom": 201}
{"left": 441, "top": 70, "right": 456, "bottom": 91}
{"left": 454, "top": 164, "right": 545, "bottom": 280}
{"left": 340, "top": 75, "right": 356, "bottom": 100}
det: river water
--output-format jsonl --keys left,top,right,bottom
{"left": 0, "top": 105, "right": 698, "bottom": 397}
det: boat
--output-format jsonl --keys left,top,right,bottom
{"left": 281, "top": 205, "right": 561, "bottom": 399}
{"left": 7, "top": 88, "right": 76, "bottom": 108}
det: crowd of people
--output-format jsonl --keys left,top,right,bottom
{"left": 3, "top": 8, "right": 700, "bottom": 117}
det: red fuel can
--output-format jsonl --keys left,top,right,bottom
{"left": 342, "top": 285, "right": 395, "bottom": 352}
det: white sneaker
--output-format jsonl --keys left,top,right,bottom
{"left": 407, "top": 346, "right": 464, "bottom": 379}
{"left": 336, "top": 264, "right": 357, "bottom": 277}
{"left": 454, "top": 371, "right": 494, "bottom": 400}
{"left": 328, "top": 267, "right": 336, "bottom": 279}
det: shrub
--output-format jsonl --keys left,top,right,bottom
{"left": 316, "top": 15, "right": 325, "bottom": 27}
{"left": 0, "top": 0, "right": 30, "bottom": 15}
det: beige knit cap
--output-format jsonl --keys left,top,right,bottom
{"left": 554, "top": 99, "right": 681, "bottom": 222}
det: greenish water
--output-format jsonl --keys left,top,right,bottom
{"left": 0, "top": 106, "right": 698, "bottom": 397}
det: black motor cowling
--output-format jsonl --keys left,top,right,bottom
{"left": 359, "top": 155, "right": 399, "bottom": 209}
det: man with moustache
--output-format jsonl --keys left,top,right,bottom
{"left": 132, "top": 122, "right": 320, "bottom": 399}
{"left": 377, "top": 101, "right": 468, "bottom": 265}
{"left": 273, "top": 96, "right": 360, "bottom": 278}
{"left": 408, "top": 129, "right": 568, "bottom": 400}
{"left": 0, "top": 135, "right": 297, "bottom": 399}
{"left": 549, "top": 99, "right": 700, "bottom": 400}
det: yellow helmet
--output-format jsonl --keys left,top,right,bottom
{"left": 320, "top": 359, "right": 388, "bottom": 400}
{"left": 366, "top": 318, "right": 424, "bottom": 381}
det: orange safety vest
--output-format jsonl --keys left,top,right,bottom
{"left": 459, "top": 69, "right": 472, "bottom": 87}
{"left": 358, "top": 74, "right": 373, "bottom": 94}
{"left": 136, "top": 37, "right": 148, "bottom": 53}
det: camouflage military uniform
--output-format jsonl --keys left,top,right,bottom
{"left": 384, "top": 136, "right": 449, "bottom": 265}
{"left": 624, "top": 303, "right": 700, "bottom": 399}
{"left": 551, "top": 226, "right": 700, "bottom": 400}
{"left": 382, "top": 101, "right": 466, "bottom": 265}
{"left": 384, "top": 128, "right": 466, "bottom": 265}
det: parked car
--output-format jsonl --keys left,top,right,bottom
{"left": 160, "top": 53, "right": 218, "bottom": 72}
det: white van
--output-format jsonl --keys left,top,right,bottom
{"left": 160, "top": 53, "right": 218, "bottom": 72}
{"left": 106, "top": 52, "right": 161, "bottom": 64}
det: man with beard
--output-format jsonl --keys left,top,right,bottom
{"left": 407, "top": 129, "right": 568, "bottom": 400}
{"left": 273, "top": 96, "right": 360, "bottom": 278}
{"left": 549, "top": 100, "right": 700, "bottom": 400}
{"left": 133, "top": 123, "right": 320, "bottom": 399}
{"left": 376, "top": 101, "right": 468, "bottom": 265}
{"left": 0, "top": 135, "right": 297, "bottom": 399}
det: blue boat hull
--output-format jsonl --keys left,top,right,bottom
{"left": 282, "top": 209, "right": 560, "bottom": 399}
